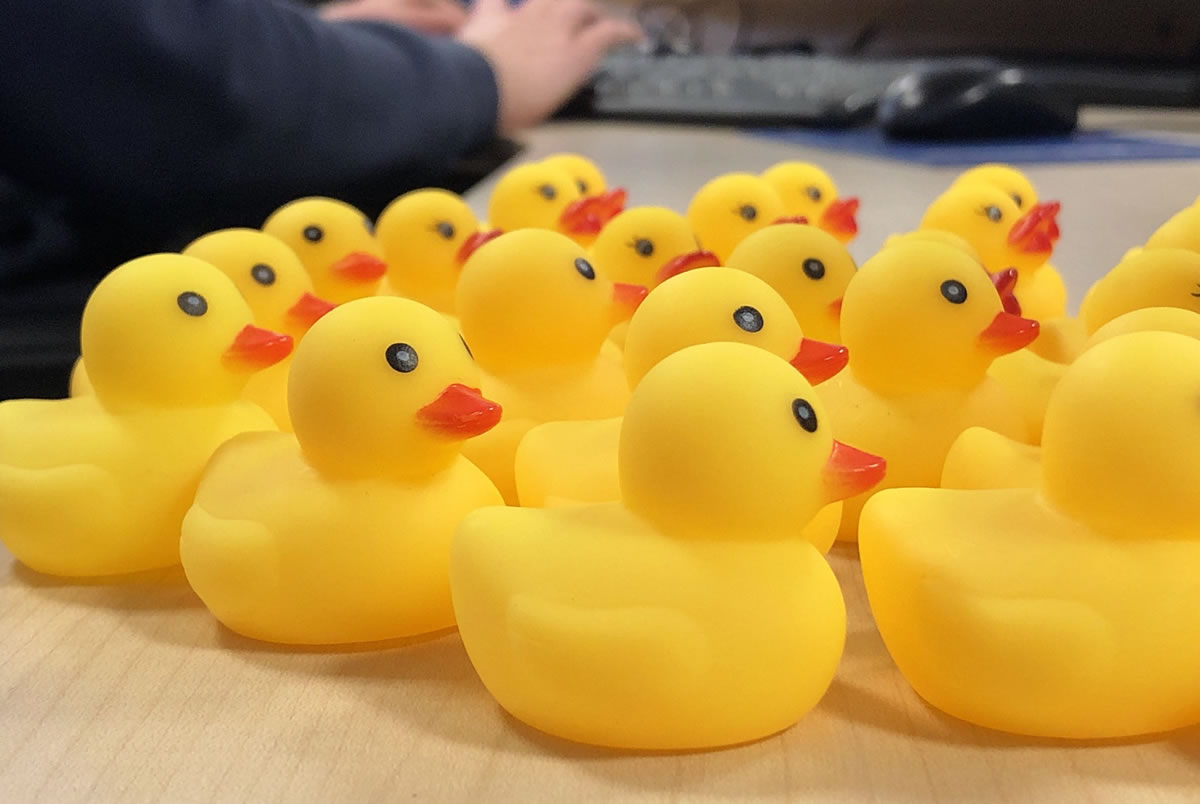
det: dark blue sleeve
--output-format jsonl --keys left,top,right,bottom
{"left": 0, "top": 0, "right": 500, "bottom": 215}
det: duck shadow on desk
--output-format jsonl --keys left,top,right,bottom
{"left": 9, "top": 559, "right": 202, "bottom": 613}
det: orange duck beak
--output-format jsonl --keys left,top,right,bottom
{"left": 560, "top": 193, "right": 625, "bottom": 235}
{"left": 417, "top": 384, "right": 502, "bottom": 438}
{"left": 1008, "top": 201, "right": 1060, "bottom": 254}
{"left": 456, "top": 229, "right": 503, "bottom": 264}
{"left": 611, "top": 282, "right": 649, "bottom": 321}
{"left": 773, "top": 215, "right": 810, "bottom": 225}
{"left": 979, "top": 311, "right": 1040, "bottom": 354}
{"left": 286, "top": 292, "right": 337, "bottom": 329}
{"left": 988, "top": 268, "right": 1023, "bottom": 316}
{"left": 820, "top": 198, "right": 860, "bottom": 238}
{"left": 332, "top": 252, "right": 388, "bottom": 282}
{"left": 224, "top": 325, "right": 294, "bottom": 370}
{"left": 789, "top": 338, "right": 850, "bottom": 385}
{"left": 823, "top": 441, "right": 887, "bottom": 502}
{"left": 653, "top": 249, "right": 722, "bottom": 284}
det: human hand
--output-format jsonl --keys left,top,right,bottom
{"left": 458, "top": 0, "right": 643, "bottom": 133}
{"left": 321, "top": 0, "right": 468, "bottom": 36}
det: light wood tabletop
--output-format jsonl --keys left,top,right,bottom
{"left": 4, "top": 116, "right": 1200, "bottom": 802}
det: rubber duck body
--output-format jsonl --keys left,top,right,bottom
{"left": 817, "top": 241, "right": 1038, "bottom": 541}
{"left": 0, "top": 255, "right": 288, "bottom": 577}
{"left": 861, "top": 331, "right": 1200, "bottom": 739}
{"left": 181, "top": 297, "right": 503, "bottom": 644}
{"left": 452, "top": 342, "right": 886, "bottom": 750}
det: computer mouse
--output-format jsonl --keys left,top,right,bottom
{"left": 877, "top": 64, "right": 1078, "bottom": 139}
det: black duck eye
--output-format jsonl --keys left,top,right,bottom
{"left": 303, "top": 225, "right": 323, "bottom": 243}
{"left": 576, "top": 179, "right": 589, "bottom": 194}
{"left": 802, "top": 258, "right": 826, "bottom": 280}
{"left": 984, "top": 206, "right": 1003, "bottom": 223}
{"left": 538, "top": 184, "right": 557, "bottom": 201}
{"left": 177, "top": 291, "right": 208, "bottom": 317}
{"left": 1010, "top": 193, "right": 1023, "bottom": 208}
{"left": 738, "top": 204, "right": 758, "bottom": 222}
{"left": 385, "top": 343, "right": 419, "bottom": 373}
{"left": 792, "top": 398, "right": 818, "bottom": 433}
{"left": 363, "top": 216, "right": 375, "bottom": 235}
{"left": 436, "top": 221, "right": 456, "bottom": 240}
{"left": 941, "top": 279, "right": 968, "bottom": 304}
{"left": 250, "top": 263, "right": 276, "bottom": 286}
{"left": 633, "top": 238, "right": 654, "bottom": 258}
{"left": 806, "top": 186, "right": 822, "bottom": 202}
{"left": 574, "top": 257, "right": 596, "bottom": 280}
{"left": 733, "top": 305, "right": 764, "bottom": 333}
{"left": 460, "top": 335, "right": 474, "bottom": 358}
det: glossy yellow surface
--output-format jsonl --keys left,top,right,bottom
{"left": 376, "top": 189, "right": 491, "bottom": 313}
{"left": 183, "top": 229, "right": 336, "bottom": 430}
{"left": 181, "top": 297, "right": 502, "bottom": 645}
{"left": 0, "top": 255, "right": 284, "bottom": 577}
{"left": 686, "top": 173, "right": 786, "bottom": 262}
{"left": 262, "top": 197, "right": 387, "bottom": 303}
{"left": 455, "top": 230, "right": 644, "bottom": 502}
{"left": 1079, "top": 248, "right": 1200, "bottom": 333}
{"left": 760, "top": 162, "right": 859, "bottom": 243}
{"left": 818, "top": 241, "right": 1035, "bottom": 541}
{"left": 454, "top": 343, "right": 886, "bottom": 749}
{"left": 514, "top": 267, "right": 848, "bottom": 552}
{"left": 725, "top": 223, "right": 858, "bottom": 343}
{"left": 861, "top": 331, "right": 1200, "bottom": 739}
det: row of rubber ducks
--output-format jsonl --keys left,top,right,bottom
{"left": 3, "top": 153, "right": 1200, "bottom": 750}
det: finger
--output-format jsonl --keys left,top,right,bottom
{"left": 468, "top": 0, "right": 510, "bottom": 18}
{"left": 576, "top": 17, "right": 644, "bottom": 60}
{"left": 405, "top": 8, "right": 469, "bottom": 35}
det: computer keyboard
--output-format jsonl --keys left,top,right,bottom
{"left": 587, "top": 53, "right": 928, "bottom": 127}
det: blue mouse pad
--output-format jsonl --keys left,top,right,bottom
{"left": 749, "top": 128, "right": 1200, "bottom": 166}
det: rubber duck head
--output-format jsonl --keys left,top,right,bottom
{"left": 619, "top": 342, "right": 886, "bottom": 537}
{"left": 456, "top": 230, "right": 647, "bottom": 374}
{"left": 686, "top": 173, "right": 788, "bottom": 263}
{"left": 884, "top": 229, "right": 1021, "bottom": 316}
{"left": 622, "top": 267, "right": 849, "bottom": 388}
{"left": 1042, "top": 331, "right": 1200, "bottom": 540}
{"left": 262, "top": 197, "right": 387, "bottom": 304}
{"left": 761, "top": 161, "right": 860, "bottom": 243}
{"left": 589, "top": 206, "right": 720, "bottom": 289}
{"left": 376, "top": 189, "right": 501, "bottom": 313}
{"left": 183, "top": 228, "right": 336, "bottom": 342}
{"left": 725, "top": 222, "right": 859, "bottom": 343}
{"left": 287, "top": 296, "right": 501, "bottom": 479}
{"left": 80, "top": 254, "right": 293, "bottom": 410}
{"left": 486, "top": 162, "right": 622, "bottom": 243}
{"left": 1145, "top": 203, "right": 1200, "bottom": 253}
{"left": 841, "top": 240, "right": 1039, "bottom": 394}
{"left": 950, "top": 163, "right": 1040, "bottom": 211}
{"left": 540, "top": 153, "right": 627, "bottom": 217}
{"left": 1079, "top": 248, "right": 1200, "bottom": 334}
{"left": 921, "top": 183, "right": 1060, "bottom": 275}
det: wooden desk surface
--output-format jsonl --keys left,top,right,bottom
{"left": 4, "top": 120, "right": 1200, "bottom": 802}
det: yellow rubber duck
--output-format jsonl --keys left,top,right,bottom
{"left": 262, "top": 197, "right": 388, "bottom": 303}
{"left": 182, "top": 228, "right": 337, "bottom": 430}
{"left": 861, "top": 330, "right": 1200, "bottom": 739}
{"left": 452, "top": 342, "right": 886, "bottom": 750}
{"left": 514, "top": 267, "right": 850, "bottom": 552}
{"left": 1079, "top": 247, "right": 1200, "bottom": 333}
{"left": 944, "top": 306, "right": 1200, "bottom": 490}
{"left": 686, "top": 173, "right": 789, "bottom": 262}
{"left": 455, "top": 229, "right": 647, "bottom": 503}
{"left": 0, "top": 255, "right": 288, "bottom": 577}
{"left": 486, "top": 162, "right": 623, "bottom": 246}
{"left": 817, "top": 240, "right": 1038, "bottom": 541}
{"left": 760, "top": 161, "right": 860, "bottom": 243}
{"left": 540, "top": 153, "right": 628, "bottom": 217}
{"left": 181, "top": 297, "right": 503, "bottom": 645}
{"left": 724, "top": 222, "right": 859, "bottom": 343}
{"left": 1145, "top": 199, "right": 1200, "bottom": 252}
{"left": 375, "top": 189, "right": 501, "bottom": 314}
{"left": 950, "top": 163, "right": 1039, "bottom": 211}
{"left": 921, "top": 182, "right": 1065, "bottom": 321}
{"left": 589, "top": 206, "right": 720, "bottom": 289}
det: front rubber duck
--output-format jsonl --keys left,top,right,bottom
{"left": 181, "top": 297, "right": 503, "bottom": 645}
{"left": 0, "top": 255, "right": 289, "bottom": 577}
{"left": 486, "top": 162, "right": 623, "bottom": 246}
{"left": 375, "top": 189, "right": 501, "bottom": 314}
{"left": 452, "top": 342, "right": 886, "bottom": 750}
{"left": 760, "top": 161, "right": 860, "bottom": 243}
{"left": 262, "top": 197, "right": 388, "bottom": 303}
{"left": 686, "top": 173, "right": 788, "bottom": 262}
{"left": 455, "top": 229, "right": 647, "bottom": 503}
{"left": 514, "top": 267, "right": 850, "bottom": 552}
{"left": 861, "top": 330, "right": 1200, "bottom": 739}
{"left": 817, "top": 240, "right": 1038, "bottom": 541}
{"left": 921, "top": 182, "right": 1065, "bottom": 321}
{"left": 183, "top": 228, "right": 337, "bottom": 430}
{"left": 724, "top": 222, "right": 859, "bottom": 343}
